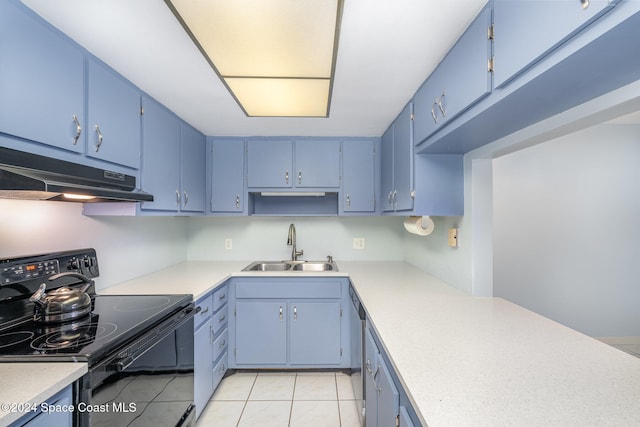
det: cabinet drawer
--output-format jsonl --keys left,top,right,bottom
{"left": 212, "top": 351, "right": 227, "bottom": 391}
{"left": 213, "top": 284, "right": 228, "bottom": 312}
{"left": 212, "top": 307, "right": 228, "bottom": 336}
{"left": 213, "top": 328, "right": 228, "bottom": 362}
{"left": 235, "top": 280, "right": 342, "bottom": 299}
{"left": 194, "top": 294, "right": 213, "bottom": 330}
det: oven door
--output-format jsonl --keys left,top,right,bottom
{"left": 76, "top": 305, "right": 196, "bottom": 427}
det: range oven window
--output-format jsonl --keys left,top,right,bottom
{"left": 79, "top": 313, "right": 195, "bottom": 426}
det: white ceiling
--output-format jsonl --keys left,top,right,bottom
{"left": 21, "top": 0, "right": 488, "bottom": 137}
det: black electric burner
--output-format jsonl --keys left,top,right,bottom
{"left": 0, "top": 249, "right": 193, "bottom": 366}
{"left": 0, "top": 293, "right": 192, "bottom": 364}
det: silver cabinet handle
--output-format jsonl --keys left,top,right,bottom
{"left": 293, "top": 306, "right": 297, "bottom": 320}
{"left": 298, "top": 171, "right": 302, "bottom": 184}
{"left": 209, "top": 324, "right": 213, "bottom": 344}
{"left": 72, "top": 115, "right": 82, "bottom": 145}
{"left": 94, "top": 125, "right": 103, "bottom": 152}
{"left": 235, "top": 194, "right": 240, "bottom": 209}
{"left": 387, "top": 191, "right": 393, "bottom": 205}
{"left": 219, "top": 339, "right": 226, "bottom": 348}
{"left": 438, "top": 91, "right": 446, "bottom": 117}
{"left": 285, "top": 171, "right": 289, "bottom": 184}
{"left": 175, "top": 190, "right": 181, "bottom": 206}
{"left": 392, "top": 190, "right": 397, "bottom": 205}
{"left": 200, "top": 306, "right": 209, "bottom": 315}
{"left": 431, "top": 100, "right": 439, "bottom": 123}
{"left": 279, "top": 306, "right": 283, "bottom": 320}
{"left": 218, "top": 363, "right": 226, "bottom": 374}
{"left": 346, "top": 195, "right": 351, "bottom": 208}
{"left": 218, "top": 314, "right": 226, "bottom": 322}
{"left": 219, "top": 293, "right": 226, "bottom": 300}
{"left": 183, "top": 191, "right": 189, "bottom": 207}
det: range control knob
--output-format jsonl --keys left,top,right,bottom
{"left": 67, "top": 258, "right": 80, "bottom": 271}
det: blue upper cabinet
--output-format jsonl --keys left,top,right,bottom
{"left": 247, "top": 139, "right": 293, "bottom": 188}
{"left": 180, "top": 122, "right": 206, "bottom": 213}
{"left": 342, "top": 139, "right": 377, "bottom": 214}
{"left": 210, "top": 138, "right": 245, "bottom": 213}
{"left": 382, "top": 103, "right": 414, "bottom": 213}
{"left": 493, "top": 0, "right": 615, "bottom": 89}
{"left": 140, "top": 96, "right": 181, "bottom": 212}
{"left": 294, "top": 140, "right": 340, "bottom": 188}
{"left": 413, "top": 5, "right": 493, "bottom": 145}
{"left": 141, "top": 96, "right": 206, "bottom": 214}
{"left": 246, "top": 139, "right": 341, "bottom": 190}
{"left": 86, "top": 58, "right": 141, "bottom": 169}
{"left": 0, "top": 1, "right": 84, "bottom": 154}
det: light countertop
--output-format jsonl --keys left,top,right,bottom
{"left": 14, "top": 260, "right": 640, "bottom": 427}
{"left": 0, "top": 362, "right": 87, "bottom": 426}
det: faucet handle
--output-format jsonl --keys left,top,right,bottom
{"left": 327, "top": 255, "right": 333, "bottom": 263}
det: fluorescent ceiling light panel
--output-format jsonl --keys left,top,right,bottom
{"left": 166, "top": 0, "right": 342, "bottom": 117}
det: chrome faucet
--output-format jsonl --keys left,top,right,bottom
{"left": 287, "top": 223, "right": 304, "bottom": 261}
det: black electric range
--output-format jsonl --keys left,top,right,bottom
{"left": 0, "top": 248, "right": 191, "bottom": 364}
{"left": 0, "top": 248, "right": 197, "bottom": 426}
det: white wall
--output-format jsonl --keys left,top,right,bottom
{"left": 492, "top": 124, "right": 640, "bottom": 337}
{"left": 0, "top": 199, "right": 188, "bottom": 290}
{"left": 187, "top": 216, "right": 404, "bottom": 262}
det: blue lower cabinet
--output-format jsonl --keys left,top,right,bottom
{"left": 10, "top": 386, "right": 73, "bottom": 427}
{"left": 193, "top": 317, "right": 213, "bottom": 419}
{"left": 289, "top": 301, "right": 342, "bottom": 365}
{"left": 193, "top": 284, "right": 228, "bottom": 420}
{"left": 230, "top": 278, "right": 349, "bottom": 369}
{"left": 235, "top": 300, "right": 288, "bottom": 365}
{"left": 365, "top": 323, "right": 422, "bottom": 427}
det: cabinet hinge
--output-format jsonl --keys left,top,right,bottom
{"left": 340, "top": 348, "right": 343, "bottom": 357}
{"left": 487, "top": 24, "right": 494, "bottom": 40}
{"left": 488, "top": 57, "right": 495, "bottom": 73}
{"left": 340, "top": 308, "right": 343, "bottom": 318}
{"left": 140, "top": 106, "right": 144, "bottom": 115}
{"left": 395, "top": 415, "right": 400, "bottom": 427}
{"left": 410, "top": 112, "right": 415, "bottom": 121}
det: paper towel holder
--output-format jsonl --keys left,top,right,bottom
{"left": 403, "top": 216, "right": 435, "bottom": 236}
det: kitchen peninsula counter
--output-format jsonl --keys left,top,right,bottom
{"left": 99, "top": 261, "right": 640, "bottom": 426}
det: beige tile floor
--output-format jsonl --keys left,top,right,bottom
{"left": 197, "top": 371, "right": 361, "bottom": 427}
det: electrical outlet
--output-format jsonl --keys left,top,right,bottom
{"left": 224, "top": 238, "right": 233, "bottom": 250}
{"left": 448, "top": 228, "right": 458, "bottom": 248}
{"left": 353, "top": 237, "right": 366, "bottom": 250}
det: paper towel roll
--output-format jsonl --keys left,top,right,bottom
{"left": 403, "top": 216, "right": 435, "bottom": 236}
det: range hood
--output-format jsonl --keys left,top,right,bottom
{"left": 0, "top": 147, "right": 153, "bottom": 203}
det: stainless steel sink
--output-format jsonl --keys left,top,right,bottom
{"left": 242, "top": 260, "right": 338, "bottom": 272}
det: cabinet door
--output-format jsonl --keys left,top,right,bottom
{"left": 235, "top": 301, "right": 287, "bottom": 365}
{"left": 0, "top": 1, "right": 84, "bottom": 153}
{"left": 342, "top": 140, "right": 376, "bottom": 213}
{"left": 413, "top": 7, "right": 492, "bottom": 145}
{"left": 381, "top": 127, "right": 395, "bottom": 213}
{"left": 393, "top": 102, "right": 414, "bottom": 212}
{"left": 140, "top": 96, "right": 181, "bottom": 211}
{"left": 86, "top": 59, "right": 141, "bottom": 169}
{"left": 180, "top": 123, "right": 206, "bottom": 213}
{"left": 290, "top": 301, "right": 342, "bottom": 365}
{"left": 376, "top": 355, "right": 400, "bottom": 427}
{"left": 493, "top": 0, "right": 613, "bottom": 88}
{"left": 364, "top": 327, "right": 380, "bottom": 426}
{"left": 211, "top": 139, "right": 245, "bottom": 212}
{"left": 294, "top": 140, "right": 341, "bottom": 188}
{"left": 194, "top": 318, "right": 213, "bottom": 419}
{"left": 246, "top": 140, "right": 293, "bottom": 188}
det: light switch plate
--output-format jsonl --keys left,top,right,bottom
{"left": 224, "top": 238, "right": 233, "bottom": 250}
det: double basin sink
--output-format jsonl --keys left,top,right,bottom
{"left": 242, "top": 260, "right": 338, "bottom": 272}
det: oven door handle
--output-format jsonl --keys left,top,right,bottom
{"left": 112, "top": 305, "right": 199, "bottom": 372}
